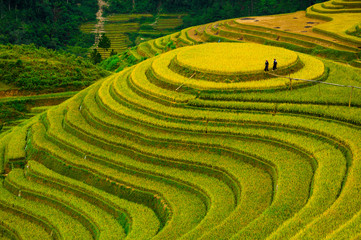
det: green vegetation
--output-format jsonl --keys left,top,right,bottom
{"left": 2, "top": 37, "right": 361, "bottom": 238}
{"left": 98, "top": 34, "right": 112, "bottom": 54}
{"left": 80, "top": 13, "right": 186, "bottom": 60}
{"left": 0, "top": 0, "right": 97, "bottom": 52}
{"left": 0, "top": 90, "right": 77, "bottom": 135}
{"left": 105, "top": 0, "right": 326, "bottom": 28}
{"left": 0, "top": 44, "right": 110, "bottom": 91}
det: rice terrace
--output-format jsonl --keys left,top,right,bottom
{"left": 1, "top": 0, "right": 361, "bottom": 239}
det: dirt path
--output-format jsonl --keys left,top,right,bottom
{"left": 94, "top": 0, "right": 109, "bottom": 46}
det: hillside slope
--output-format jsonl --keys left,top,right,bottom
{"left": 1, "top": 2, "right": 361, "bottom": 239}
{"left": 0, "top": 44, "right": 110, "bottom": 134}
{"left": 104, "top": 3, "right": 360, "bottom": 72}
{"left": 0, "top": 44, "right": 110, "bottom": 93}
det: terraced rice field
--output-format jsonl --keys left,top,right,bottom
{"left": 2, "top": 1, "right": 361, "bottom": 238}
{"left": 1, "top": 40, "right": 361, "bottom": 239}
{"left": 128, "top": 1, "right": 361, "bottom": 68}
{"left": 80, "top": 14, "right": 186, "bottom": 59}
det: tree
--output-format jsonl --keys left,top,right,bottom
{"left": 90, "top": 48, "right": 102, "bottom": 64}
{"left": 109, "top": 49, "right": 117, "bottom": 56}
{"left": 98, "top": 33, "right": 111, "bottom": 54}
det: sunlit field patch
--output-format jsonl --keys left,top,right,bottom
{"left": 152, "top": 43, "right": 325, "bottom": 91}
{"left": 175, "top": 42, "right": 298, "bottom": 74}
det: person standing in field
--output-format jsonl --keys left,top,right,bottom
{"left": 264, "top": 60, "right": 269, "bottom": 71}
{"left": 273, "top": 58, "right": 277, "bottom": 70}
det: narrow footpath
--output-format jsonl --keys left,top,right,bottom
{"left": 94, "top": 0, "right": 109, "bottom": 47}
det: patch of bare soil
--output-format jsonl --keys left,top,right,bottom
{"left": 236, "top": 11, "right": 324, "bottom": 34}
{"left": 235, "top": 11, "right": 358, "bottom": 47}
{"left": 187, "top": 28, "right": 203, "bottom": 42}
{"left": 94, "top": 0, "right": 109, "bottom": 46}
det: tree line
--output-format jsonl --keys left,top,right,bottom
{"left": 105, "top": 0, "right": 326, "bottom": 27}
{"left": 0, "top": 0, "right": 98, "bottom": 53}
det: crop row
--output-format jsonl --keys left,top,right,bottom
{"left": 91, "top": 69, "right": 351, "bottom": 238}
{"left": 121, "top": 72, "right": 360, "bottom": 237}
{"left": 69, "top": 79, "right": 253, "bottom": 238}
{"left": 311, "top": 0, "right": 361, "bottom": 13}
{"left": 29, "top": 118, "right": 169, "bottom": 239}
{"left": 31, "top": 90, "right": 217, "bottom": 238}
{"left": 5, "top": 168, "right": 125, "bottom": 240}
{"left": 110, "top": 59, "right": 360, "bottom": 237}
{"left": 0, "top": 177, "right": 88, "bottom": 239}
{"left": 25, "top": 159, "right": 160, "bottom": 239}
{"left": 0, "top": 178, "right": 61, "bottom": 240}
{"left": 52, "top": 71, "right": 316, "bottom": 238}
{"left": 55, "top": 68, "right": 360, "bottom": 238}
{"left": 196, "top": 60, "right": 361, "bottom": 107}
{"left": 76, "top": 82, "right": 300, "bottom": 238}
{"left": 228, "top": 20, "right": 360, "bottom": 52}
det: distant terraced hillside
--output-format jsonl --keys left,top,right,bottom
{"left": 1, "top": 41, "right": 361, "bottom": 239}
{"left": 80, "top": 13, "right": 186, "bottom": 59}
{"left": 1, "top": 2, "right": 361, "bottom": 239}
{"left": 109, "top": 2, "right": 360, "bottom": 72}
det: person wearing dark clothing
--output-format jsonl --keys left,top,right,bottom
{"left": 264, "top": 60, "right": 269, "bottom": 71}
{"left": 273, "top": 59, "right": 277, "bottom": 70}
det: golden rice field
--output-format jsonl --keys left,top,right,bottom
{"left": 175, "top": 43, "right": 299, "bottom": 74}
{"left": 1, "top": 1, "right": 361, "bottom": 239}
{"left": 152, "top": 43, "right": 325, "bottom": 90}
